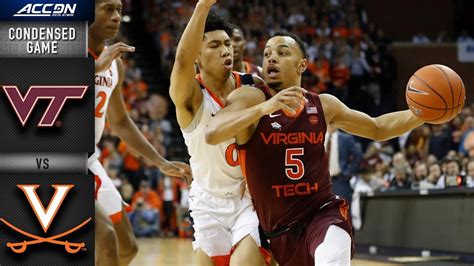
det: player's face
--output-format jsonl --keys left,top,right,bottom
{"left": 262, "top": 36, "right": 307, "bottom": 91}
{"left": 198, "top": 30, "right": 233, "bottom": 77}
{"left": 231, "top": 29, "right": 246, "bottom": 62}
{"left": 90, "top": 0, "right": 122, "bottom": 40}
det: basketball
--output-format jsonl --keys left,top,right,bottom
{"left": 406, "top": 64, "right": 466, "bottom": 124}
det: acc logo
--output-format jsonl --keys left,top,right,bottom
{"left": 0, "top": 184, "right": 91, "bottom": 253}
{"left": 14, "top": 3, "right": 77, "bottom": 17}
{"left": 2, "top": 85, "right": 88, "bottom": 127}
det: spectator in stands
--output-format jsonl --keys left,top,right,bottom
{"left": 427, "top": 163, "right": 443, "bottom": 188}
{"left": 102, "top": 139, "right": 123, "bottom": 174}
{"left": 330, "top": 56, "right": 351, "bottom": 103}
{"left": 159, "top": 176, "right": 177, "bottom": 237}
{"left": 389, "top": 166, "right": 411, "bottom": 190}
{"left": 316, "top": 18, "right": 332, "bottom": 38}
{"left": 325, "top": 124, "right": 363, "bottom": 206}
{"left": 469, "top": 148, "right": 474, "bottom": 160}
{"left": 120, "top": 176, "right": 134, "bottom": 203}
{"left": 131, "top": 181, "right": 162, "bottom": 211}
{"left": 374, "top": 28, "right": 391, "bottom": 51}
{"left": 307, "top": 52, "right": 331, "bottom": 93}
{"left": 384, "top": 152, "right": 412, "bottom": 183}
{"left": 435, "top": 31, "right": 448, "bottom": 43}
{"left": 466, "top": 160, "right": 474, "bottom": 188}
{"left": 129, "top": 198, "right": 160, "bottom": 237}
{"left": 458, "top": 116, "right": 474, "bottom": 156}
{"left": 412, "top": 162, "right": 428, "bottom": 189}
{"left": 129, "top": 181, "right": 162, "bottom": 237}
{"left": 147, "top": 94, "right": 173, "bottom": 146}
{"left": 412, "top": 32, "right": 431, "bottom": 44}
{"left": 457, "top": 29, "right": 473, "bottom": 43}
{"left": 332, "top": 19, "right": 349, "bottom": 39}
{"left": 429, "top": 124, "right": 452, "bottom": 160}
{"left": 176, "top": 181, "right": 191, "bottom": 238}
{"left": 437, "top": 159, "right": 462, "bottom": 188}
{"left": 118, "top": 141, "right": 144, "bottom": 190}
{"left": 351, "top": 166, "right": 374, "bottom": 230}
{"left": 348, "top": 43, "right": 371, "bottom": 98}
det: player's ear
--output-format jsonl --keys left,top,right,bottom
{"left": 297, "top": 58, "right": 308, "bottom": 75}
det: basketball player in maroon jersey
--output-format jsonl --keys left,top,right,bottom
{"left": 230, "top": 24, "right": 262, "bottom": 77}
{"left": 205, "top": 31, "right": 424, "bottom": 265}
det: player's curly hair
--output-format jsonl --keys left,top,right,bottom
{"left": 204, "top": 10, "right": 233, "bottom": 37}
{"left": 272, "top": 31, "right": 307, "bottom": 58}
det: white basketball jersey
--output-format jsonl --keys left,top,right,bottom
{"left": 94, "top": 59, "right": 119, "bottom": 144}
{"left": 182, "top": 88, "right": 244, "bottom": 197}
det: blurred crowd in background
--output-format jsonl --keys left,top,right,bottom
{"left": 97, "top": 0, "right": 474, "bottom": 237}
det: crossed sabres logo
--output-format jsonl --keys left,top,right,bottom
{"left": 1, "top": 184, "right": 91, "bottom": 253}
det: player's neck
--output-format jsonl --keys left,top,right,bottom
{"left": 88, "top": 35, "right": 106, "bottom": 56}
{"left": 200, "top": 71, "right": 234, "bottom": 96}
{"left": 269, "top": 80, "right": 303, "bottom": 96}
{"left": 233, "top": 60, "right": 245, "bottom": 73}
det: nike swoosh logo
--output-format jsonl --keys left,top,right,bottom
{"left": 269, "top": 113, "right": 281, "bottom": 118}
{"left": 407, "top": 81, "right": 429, "bottom": 95}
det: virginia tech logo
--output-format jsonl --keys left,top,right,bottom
{"left": 2, "top": 85, "right": 88, "bottom": 127}
{"left": 1, "top": 184, "right": 91, "bottom": 253}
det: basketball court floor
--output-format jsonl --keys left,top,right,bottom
{"left": 131, "top": 238, "right": 398, "bottom": 266}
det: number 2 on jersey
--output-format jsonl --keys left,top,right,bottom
{"left": 285, "top": 148, "right": 305, "bottom": 180}
{"left": 95, "top": 91, "right": 107, "bottom": 118}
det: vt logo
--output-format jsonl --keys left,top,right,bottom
{"left": 0, "top": 184, "right": 91, "bottom": 253}
{"left": 2, "top": 85, "right": 88, "bottom": 127}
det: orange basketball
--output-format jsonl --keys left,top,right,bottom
{"left": 406, "top": 64, "right": 466, "bottom": 124}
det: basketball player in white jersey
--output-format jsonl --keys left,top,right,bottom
{"left": 89, "top": 0, "right": 192, "bottom": 264}
{"left": 170, "top": 0, "right": 268, "bottom": 265}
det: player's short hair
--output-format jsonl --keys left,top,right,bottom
{"left": 204, "top": 10, "right": 233, "bottom": 37}
{"left": 229, "top": 23, "right": 244, "bottom": 35}
{"left": 272, "top": 31, "right": 307, "bottom": 58}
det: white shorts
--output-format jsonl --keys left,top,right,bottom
{"left": 188, "top": 182, "right": 261, "bottom": 258}
{"left": 89, "top": 159, "right": 124, "bottom": 223}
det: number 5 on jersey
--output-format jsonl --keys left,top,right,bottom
{"left": 285, "top": 148, "right": 305, "bottom": 180}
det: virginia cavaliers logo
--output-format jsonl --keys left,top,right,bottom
{"left": 0, "top": 184, "right": 91, "bottom": 253}
{"left": 2, "top": 85, "right": 88, "bottom": 127}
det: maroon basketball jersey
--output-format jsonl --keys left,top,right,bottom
{"left": 238, "top": 90, "right": 338, "bottom": 232}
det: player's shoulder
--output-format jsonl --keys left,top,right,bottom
{"left": 228, "top": 84, "right": 266, "bottom": 107}
{"left": 318, "top": 93, "right": 341, "bottom": 107}
{"left": 251, "top": 75, "right": 265, "bottom": 87}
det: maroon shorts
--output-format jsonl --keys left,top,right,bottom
{"left": 268, "top": 198, "right": 354, "bottom": 266}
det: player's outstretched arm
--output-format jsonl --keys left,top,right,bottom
{"left": 169, "top": 0, "right": 216, "bottom": 128}
{"left": 320, "top": 93, "right": 424, "bottom": 141}
{"left": 205, "top": 86, "right": 307, "bottom": 145}
{"left": 107, "top": 59, "right": 192, "bottom": 183}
